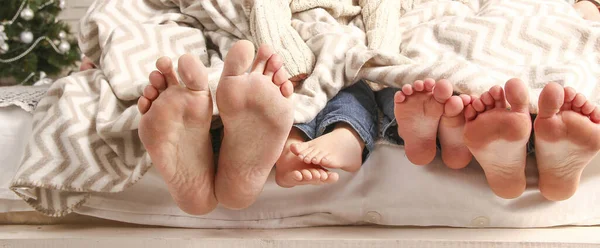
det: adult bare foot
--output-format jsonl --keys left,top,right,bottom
{"left": 438, "top": 94, "right": 473, "bottom": 169}
{"left": 275, "top": 128, "right": 340, "bottom": 188}
{"left": 215, "top": 41, "right": 294, "bottom": 209}
{"left": 138, "top": 54, "right": 217, "bottom": 215}
{"left": 463, "top": 78, "right": 531, "bottom": 199}
{"left": 534, "top": 83, "right": 600, "bottom": 201}
{"left": 394, "top": 79, "right": 453, "bottom": 165}
{"left": 574, "top": 0, "right": 600, "bottom": 21}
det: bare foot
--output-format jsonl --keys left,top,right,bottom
{"left": 138, "top": 54, "right": 217, "bottom": 215}
{"left": 275, "top": 128, "right": 340, "bottom": 188}
{"left": 291, "top": 123, "right": 364, "bottom": 171}
{"left": 394, "top": 79, "right": 453, "bottom": 165}
{"left": 574, "top": 1, "right": 600, "bottom": 21}
{"left": 534, "top": 83, "right": 600, "bottom": 201}
{"left": 438, "top": 94, "right": 473, "bottom": 169}
{"left": 215, "top": 41, "right": 295, "bottom": 209}
{"left": 463, "top": 78, "right": 531, "bottom": 199}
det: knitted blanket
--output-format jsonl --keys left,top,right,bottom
{"left": 10, "top": 0, "right": 600, "bottom": 216}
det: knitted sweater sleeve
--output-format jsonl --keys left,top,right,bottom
{"left": 244, "top": 0, "right": 316, "bottom": 79}
{"left": 360, "top": 0, "right": 402, "bottom": 54}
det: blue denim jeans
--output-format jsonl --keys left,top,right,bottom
{"left": 294, "top": 81, "right": 378, "bottom": 160}
{"left": 375, "top": 87, "right": 536, "bottom": 154}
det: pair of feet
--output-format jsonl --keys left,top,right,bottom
{"left": 137, "top": 41, "right": 295, "bottom": 214}
{"left": 394, "top": 78, "right": 600, "bottom": 201}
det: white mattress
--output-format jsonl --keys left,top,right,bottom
{"left": 2, "top": 105, "right": 600, "bottom": 228}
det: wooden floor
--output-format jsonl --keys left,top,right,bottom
{"left": 1, "top": 225, "right": 600, "bottom": 247}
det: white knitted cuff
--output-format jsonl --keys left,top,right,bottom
{"left": 247, "top": 0, "right": 315, "bottom": 78}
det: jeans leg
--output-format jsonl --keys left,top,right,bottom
{"left": 315, "top": 81, "right": 378, "bottom": 159}
{"left": 293, "top": 118, "right": 318, "bottom": 141}
{"left": 375, "top": 87, "right": 403, "bottom": 145}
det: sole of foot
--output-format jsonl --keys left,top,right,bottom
{"left": 439, "top": 94, "right": 473, "bottom": 169}
{"left": 394, "top": 79, "right": 453, "bottom": 165}
{"left": 138, "top": 54, "right": 217, "bottom": 215}
{"left": 214, "top": 41, "right": 294, "bottom": 209}
{"left": 275, "top": 128, "right": 340, "bottom": 188}
{"left": 534, "top": 82, "right": 600, "bottom": 201}
{"left": 463, "top": 78, "right": 532, "bottom": 199}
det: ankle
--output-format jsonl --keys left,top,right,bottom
{"left": 333, "top": 123, "right": 366, "bottom": 150}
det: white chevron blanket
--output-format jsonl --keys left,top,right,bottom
{"left": 10, "top": 0, "right": 600, "bottom": 216}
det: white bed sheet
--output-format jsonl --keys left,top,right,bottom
{"left": 1, "top": 106, "right": 600, "bottom": 228}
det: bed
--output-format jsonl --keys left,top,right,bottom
{"left": 2, "top": 99, "right": 600, "bottom": 247}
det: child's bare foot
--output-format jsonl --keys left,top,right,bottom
{"left": 275, "top": 128, "right": 340, "bottom": 188}
{"left": 215, "top": 41, "right": 294, "bottom": 209}
{"left": 534, "top": 83, "right": 600, "bottom": 201}
{"left": 438, "top": 94, "right": 473, "bottom": 169}
{"left": 291, "top": 123, "right": 363, "bottom": 171}
{"left": 138, "top": 55, "right": 216, "bottom": 215}
{"left": 464, "top": 79, "right": 531, "bottom": 199}
{"left": 394, "top": 79, "right": 453, "bottom": 165}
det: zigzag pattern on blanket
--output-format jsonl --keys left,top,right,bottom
{"left": 8, "top": 0, "right": 600, "bottom": 216}
{"left": 357, "top": 0, "right": 600, "bottom": 112}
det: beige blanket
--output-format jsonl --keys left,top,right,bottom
{"left": 10, "top": 0, "right": 600, "bottom": 216}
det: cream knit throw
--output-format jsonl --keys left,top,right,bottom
{"left": 10, "top": 0, "right": 600, "bottom": 216}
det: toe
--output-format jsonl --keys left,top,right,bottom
{"left": 402, "top": 84, "right": 414, "bottom": 95}
{"left": 273, "top": 66, "right": 289, "bottom": 86}
{"left": 564, "top": 87, "right": 577, "bottom": 103}
{"left": 394, "top": 91, "right": 406, "bottom": 103}
{"left": 303, "top": 148, "right": 320, "bottom": 164}
{"left": 312, "top": 151, "right": 327, "bottom": 165}
{"left": 433, "top": 79, "right": 453, "bottom": 104}
{"left": 318, "top": 169, "right": 329, "bottom": 182}
{"left": 480, "top": 92, "right": 495, "bottom": 108}
{"left": 424, "top": 78, "right": 436, "bottom": 91}
{"left": 149, "top": 71, "right": 167, "bottom": 91}
{"left": 251, "top": 44, "right": 275, "bottom": 73}
{"left": 591, "top": 108, "right": 600, "bottom": 123}
{"left": 177, "top": 54, "right": 209, "bottom": 91}
{"left": 309, "top": 169, "right": 322, "bottom": 181}
{"left": 444, "top": 96, "right": 464, "bottom": 117}
{"left": 489, "top": 85, "right": 503, "bottom": 100}
{"left": 320, "top": 156, "right": 333, "bottom": 167}
{"left": 137, "top": 96, "right": 151, "bottom": 114}
{"left": 156, "top": 57, "right": 179, "bottom": 87}
{"left": 582, "top": 101, "right": 596, "bottom": 116}
{"left": 143, "top": 85, "right": 159, "bottom": 101}
{"left": 280, "top": 81, "right": 294, "bottom": 98}
{"left": 537, "top": 82, "right": 564, "bottom": 118}
{"left": 413, "top": 80, "right": 425, "bottom": 91}
{"left": 290, "top": 142, "right": 310, "bottom": 156}
{"left": 221, "top": 40, "right": 256, "bottom": 77}
{"left": 504, "top": 78, "right": 529, "bottom": 113}
{"left": 464, "top": 104, "right": 477, "bottom": 121}
{"left": 323, "top": 172, "right": 339, "bottom": 184}
{"left": 264, "top": 54, "right": 283, "bottom": 78}
{"left": 473, "top": 98, "right": 486, "bottom": 112}
{"left": 459, "top": 94, "right": 472, "bottom": 106}
{"left": 300, "top": 169, "right": 313, "bottom": 181}
{"left": 291, "top": 170, "right": 302, "bottom": 181}
{"left": 572, "top": 93, "right": 587, "bottom": 109}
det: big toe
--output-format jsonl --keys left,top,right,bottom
{"left": 178, "top": 54, "right": 209, "bottom": 91}
{"left": 433, "top": 79, "right": 453, "bottom": 104}
{"left": 537, "top": 82, "right": 565, "bottom": 118}
{"left": 504, "top": 78, "right": 529, "bottom": 113}
{"left": 221, "top": 40, "right": 256, "bottom": 77}
{"left": 444, "top": 96, "right": 465, "bottom": 117}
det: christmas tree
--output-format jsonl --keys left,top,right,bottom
{"left": 0, "top": 0, "right": 80, "bottom": 85}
